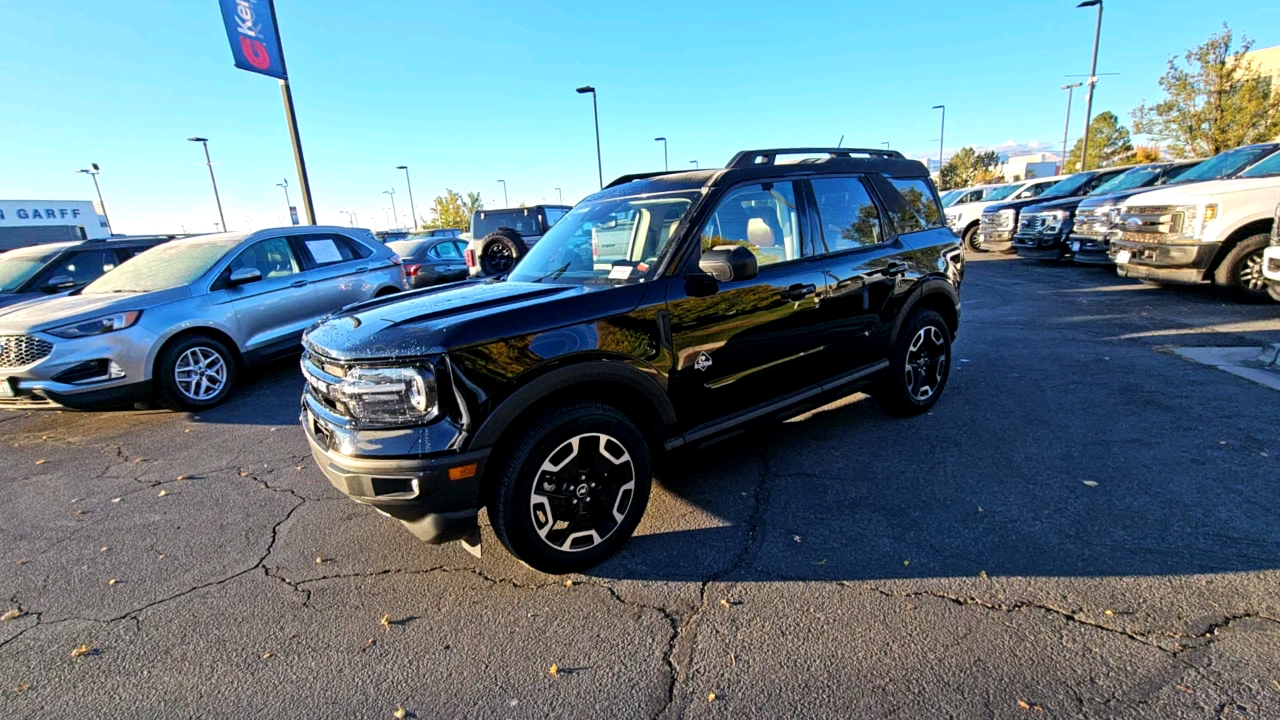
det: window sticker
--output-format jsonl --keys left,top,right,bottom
{"left": 306, "top": 239, "right": 343, "bottom": 264}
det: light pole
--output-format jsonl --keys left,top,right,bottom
{"left": 690, "top": 160, "right": 699, "bottom": 170}
{"left": 396, "top": 166, "right": 417, "bottom": 229}
{"left": 276, "top": 178, "right": 293, "bottom": 224}
{"left": 931, "top": 106, "right": 946, "bottom": 174}
{"left": 882, "top": 142, "right": 891, "bottom": 150}
{"left": 383, "top": 188, "right": 398, "bottom": 230}
{"left": 576, "top": 86, "right": 603, "bottom": 190}
{"left": 1060, "top": 82, "right": 1083, "bottom": 171}
{"left": 554, "top": 187, "right": 563, "bottom": 204}
{"left": 339, "top": 210, "right": 357, "bottom": 227}
{"left": 76, "top": 164, "right": 111, "bottom": 234}
{"left": 188, "top": 137, "right": 226, "bottom": 232}
{"left": 382, "top": 208, "right": 391, "bottom": 230}
{"left": 654, "top": 137, "right": 668, "bottom": 171}
{"left": 497, "top": 179, "right": 508, "bottom": 207}
{"left": 1077, "top": 0, "right": 1104, "bottom": 171}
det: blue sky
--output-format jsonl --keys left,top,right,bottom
{"left": 1, "top": 0, "right": 1277, "bottom": 235}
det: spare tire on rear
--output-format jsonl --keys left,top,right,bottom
{"left": 479, "top": 228, "right": 526, "bottom": 276}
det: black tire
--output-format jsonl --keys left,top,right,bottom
{"left": 487, "top": 402, "right": 652, "bottom": 574}
{"left": 153, "top": 334, "right": 238, "bottom": 412}
{"left": 962, "top": 225, "right": 984, "bottom": 253}
{"left": 479, "top": 229, "right": 526, "bottom": 276}
{"left": 873, "top": 309, "right": 952, "bottom": 417}
{"left": 1269, "top": 283, "right": 1280, "bottom": 304}
{"left": 1213, "top": 234, "right": 1272, "bottom": 303}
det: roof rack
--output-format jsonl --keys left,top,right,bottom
{"left": 604, "top": 170, "right": 687, "bottom": 189}
{"left": 726, "top": 148, "right": 905, "bottom": 169}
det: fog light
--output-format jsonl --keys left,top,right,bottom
{"left": 108, "top": 361, "right": 126, "bottom": 379}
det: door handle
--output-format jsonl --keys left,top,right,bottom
{"left": 355, "top": 266, "right": 369, "bottom": 274}
{"left": 885, "top": 261, "right": 909, "bottom": 277}
{"left": 290, "top": 280, "right": 308, "bottom": 288}
{"left": 781, "top": 283, "right": 817, "bottom": 302}
{"left": 856, "top": 262, "right": 910, "bottom": 282}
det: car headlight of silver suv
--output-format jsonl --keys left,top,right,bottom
{"left": 332, "top": 366, "right": 437, "bottom": 425}
{"left": 47, "top": 311, "right": 142, "bottom": 339}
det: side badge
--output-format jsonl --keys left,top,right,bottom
{"left": 694, "top": 352, "right": 713, "bottom": 372}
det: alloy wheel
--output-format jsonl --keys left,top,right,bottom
{"left": 529, "top": 433, "right": 636, "bottom": 552}
{"left": 174, "top": 346, "right": 228, "bottom": 401}
{"left": 485, "top": 243, "right": 515, "bottom": 274}
{"left": 1239, "top": 251, "right": 1266, "bottom": 292}
{"left": 904, "top": 326, "right": 947, "bottom": 402}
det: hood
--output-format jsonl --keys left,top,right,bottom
{"left": 304, "top": 279, "right": 648, "bottom": 361}
{"left": 0, "top": 286, "right": 192, "bottom": 334}
{"left": 1019, "top": 196, "right": 1087, "bottom": 215}
{"left": 1122, "top": 175, "right": 1280, "bottom": 207}
{"left": 0, "top": 292, "right": 49, "bottom": 312}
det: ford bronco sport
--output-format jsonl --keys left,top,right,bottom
{"left": 300, "top": 148, "right": 963, "bottom": 573}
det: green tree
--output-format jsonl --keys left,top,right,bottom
{"left": 1065, "top": 111, "right": 1134, "bottom": 171}
{"left": 938, "top": 147, "right": 1003, "bottom": 189}
{"left": 1131, "top": 24, "right": 1280, "bottom": 158}
{"left": 426, "top": 189, "right": 482, "bottom": 231}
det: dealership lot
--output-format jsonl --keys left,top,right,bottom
{"left": 1, "top": 255, "right": 1278, "bottom": 719}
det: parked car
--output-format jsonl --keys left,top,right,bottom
{"left": 948, "top": 177, "right": 1065, "bottom": 252}
{"left": 386, "top": 236, "right": 469, "bottom": 288}
{"left": 975, "top": 174, "right": 1093, "bottom": 253}
{"left": 1070, "top": 160, "right": 1204, "bottom": 265}
{"left": 1261, "top": 201, "right": 1280, "bottom": 302}
{"left": 0, "top": 227, "right": 404, "bottom": 411}
{"left": 300, "top": 147, "right": 963, "bottom": 573}
{"left": 0, "top": 236, "right": 178, "bottom": 310}
{"left": 944, "top": 184, "right": 1006, "bottom": 208}
{"left": 1013, "top": 162, "right": 1195, "bottom": 261}
{"left": 1113, "top": 146, "right": 1280, "bottom": 301}
{"left": 464, "top": 204, "right": 572, "bottom": 277}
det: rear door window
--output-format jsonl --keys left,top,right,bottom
{"left": 809, "top": 177, "right": 885, "bottom": 252}
{"left": 296, "top": 234, "right": 371, "bottom": 267}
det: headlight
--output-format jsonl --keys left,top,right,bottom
{"left": 333, "top": 366, "right": 437, "bottom": 425}
{"left": 1174, "top": 203, "right": 1218, "bottom": 240}
{"left": 945, "top": 213, "right": 960, "bottom": 228}
{"left": 47, "top": 311, "right": 141, "bottom": 339}
{"left": 998, "top": 209, "right": 1016, "bottom": 229}
{"left": 1042, "top": 210, "right": 1070, "bottom": 234}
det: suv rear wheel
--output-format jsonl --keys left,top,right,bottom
{"left": 479, "top": 229, "right": 526, "bottom": 276}
{"left": 963, "top": 225, "right": 983, "bottom": 253}
{"left": 154, "top": 334, "right": 237, "bottom": 412}
{"left": 874, "top": 309, "right": 952, "bottom": 417}
{"left": 1213, "top": 234, "right": 1272, "bottom": 303}
{"left": 488, "top": 402, "right": 652, "bottom": 574}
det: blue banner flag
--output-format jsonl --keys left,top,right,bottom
{"left": 219, "top": 0, "right": 287, "bottom": 80}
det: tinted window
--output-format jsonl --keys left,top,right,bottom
{"left": 386, "top": 239, "right": 431, "bottom": 261}
{"left": 811, "top": 177, "right": 884, "bottom": 251}
{"left": 472, "top": 209, "right": 546, "bottom": 238}
{"left": 0, "top": 248, "right": 62, "bottom": 293}
{"left": 887, "top": 178, "right": 945, "bottom": 230}
{"left": 45, "top": 250, "right": 117, "bottom": 285}
{"left": 700, "top": 182, "right": 802, "bottom": 268}
{"left": 297, "top": 234, "right": 370, "bottom": 266}
{"left": 431, "top": 241, "right": 462, "bottom": 259}
{"left": 231, "top": 238, "right": 300, "bottom": 279}
{"left": 545, "top": 208, "right": 569, "bottom": 226}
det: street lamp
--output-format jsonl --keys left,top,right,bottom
{"left": 1060, "top": 82, "right": 1083, "bottom": 171}
{"left": 383, "top": 188, "right": 398, "bottom": 230}
{"left": 931, "top": 106, "right": 946, "bottom": 173}
{"left": 882, "top": 142, "right": 891, "bottom": 150}
{"left": 654, "top": 137, "right": 668, "bottom": 171}
{"left": 576, "top": 86, "right": 603, "bottom": 190}
{"left": 497, "top": 179, "right": 508, "bottom": 207}
{"left": 690, "top": 160, "right": 699, "bottom": 170}
{"left": 396, "top": 166, "right": 417, "bottom": 230}
{"left": 554, "top": 187, "right": 563, "bottom": 204}
{"left": 382, "top": 208, "right": 391, "bottom": 230}
{"left": 187, "top": 137, "right": 226, "bottom": 232}
{"left": 1077, "top": 0, "right": 1104, "bottom": 171}
{"left": 76, "top": 163, "right": 111, "bottom": 234}
{"left": 276, "top": 178, "right": 293, "bottom": 224}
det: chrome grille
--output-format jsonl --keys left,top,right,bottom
{"left": 1018, "top": 215, "right": 1048, "bottom": 234}
{"left": 1073, "top": 208, "right": 1113, "bottom": 238}
{"left": 0, "top": 336, "right": 53, "bottom": 369}
{"left": 301, "top": 351, "right": 351, "bottom": 417}
{"left": 980, "top": 214, "right": 1006, "bottom": 230}
{"left": 1120, "top": 207, "right": 1184, "bottom": 236}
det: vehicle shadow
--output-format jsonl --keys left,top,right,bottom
{"left": 191, "top": 356, "right": 306, "bottom": 427}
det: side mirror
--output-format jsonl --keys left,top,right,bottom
{"left": 42, "top": 275, "right": 77, "bottom": 292}
{"left": 228, "top": 268, "right": 263, "bottom": 286}
{"left": 698, "top": 245, "right": 758, "bottom": 283}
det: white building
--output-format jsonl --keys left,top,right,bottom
{"left": 1001, "top": 153, "right": 1063, "bottom": 181}
{"left": 0, "top": 200, "right": 110, "bottom": 250}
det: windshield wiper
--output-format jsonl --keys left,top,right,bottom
{"left": 531, "top": 263, "right": 572, "bottom": 283}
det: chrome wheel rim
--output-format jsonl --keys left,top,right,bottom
{"left": 174, "top": 347, "right": 227, "bottom": 401}
{"left": 1240, "top": 251, "right": 1266, "bottom": 292}
{"left": 904, "top": 326, "right": 947, "bottom": 402}
{"left": 529, "top": 433, "right": 636, "bottom": 553}
{"left": 485, "top": 242, "right": 515, "bottom": 273}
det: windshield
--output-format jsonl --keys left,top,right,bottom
{"left": 84, "top": 241, "right": 231, "bottom": 294}
{"left": 1176, "top": 146, "right": 1276, "bottom": 183}
{"left": 940, "top": 190, "right": 963, "bottom": 206}
{"left": 472, "top": 209, "right": 545, "bottom": 238}
{"left": 1239, "top": 151, "right": 1280, "bottom": 179}
{"left": 508, "top": 192, "right": 700, "bottom": 285}
{"left": 984, "top": 184, "right": 1022, "bottom": 202}
{"left": 386, "top": 239, "right": 432, "bottom": 260}
{"left": 1089, "top": 166, "right": 1164, "bottom": 195}
{"left": 1040, "top": 173, "right": 1095, "bottom": 199}
{"left": 0, "top": 248, "right": 60, "bottom": 293}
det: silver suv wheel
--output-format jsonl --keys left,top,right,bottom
{"left": 174, "top": 346, "right": 228, "bottom": 401}
{"left": 528, "top": 433, "right": 636, "bottom": 552}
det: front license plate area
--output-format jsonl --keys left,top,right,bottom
{"left": 1070, "top": 241, "right": 1081, "bottom": 252}
{"left": 0, "top": 378, "right": 14, "bottom": 398}
{"left": 1115, "top": 250, "right": 1132, "bottom": 264}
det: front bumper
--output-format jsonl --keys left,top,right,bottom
{"left": 977, "top": 230, "right": 1014, "bottom": 252}
{"left": 1070, "top": 234, "right": 1114, "bottom": 265}
{"left": 1110, "top": 238, "right": 1220, "bottom": 285}
{"left": 1262, "top": 246, "right": 1280, "bottom": 282}
{"left": 1012, "top": 232, "right": 1068, "bottom": 260}
{"left": 301, "top": 394, "right": 487, "bottom": 544}
{"left": 0, "top": 325, "right": 158, "bottom": 410}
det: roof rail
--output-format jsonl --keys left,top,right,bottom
{"left": 727, "top": 147, "right": 905, "bottom": 169}
{"left": 605, "top": 170, "right": 685, "bottom": 189}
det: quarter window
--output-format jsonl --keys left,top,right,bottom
{"left": 229, "top": 238, "right": 300, "bottom": 279}
{"left": 810, "top": 177, "right": 884, "bottom": 251}
{"left": 699, "top": 182, "right": 802, "bottom": 268}
{"left": 888, "top": 178, "right": 945, "bottom": 230}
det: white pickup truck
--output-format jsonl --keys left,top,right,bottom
{"left": 946, "top": 176, "right": 1065, "bottom": 252}
{"left": 1112, "top": 146, "right": 1280, "bottom": 302}
{"left": 1259, "top": 202, "right": 1280, "bottom": 302}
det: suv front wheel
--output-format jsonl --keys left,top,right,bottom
{"left": 874, "top": 309, "right": 952, "bottom": 417}
{"left": 488, "top": 402, "right": 652, "bottom": 574}
{"left": 154, "top": 334, "right": 238, "bottom": 412}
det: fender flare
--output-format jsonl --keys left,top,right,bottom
{"left": 888, "top": 279, "right": 961, "bottom": 348}
{"left": 469, "top": 360, "right": 678, "bottom": 449}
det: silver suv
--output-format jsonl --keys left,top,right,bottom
{"left": 0, "top": 227, "right": 405, "bottom": 411}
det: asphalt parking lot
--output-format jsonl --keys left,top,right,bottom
{"left": 2, "top": 254, "right": 1278, "bottom": 719}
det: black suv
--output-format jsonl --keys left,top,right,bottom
{"left": 465, "top": 204, "right": 572, "bottom": 277}
{"left": 0, "top": 235, "right": 177, "bottom": 310}
{"left": 300, "top": 148, "right": 963, "bottom": 573}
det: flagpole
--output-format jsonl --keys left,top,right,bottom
{"left": 268, "top": 0, "right": 316, "bottom": 225}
